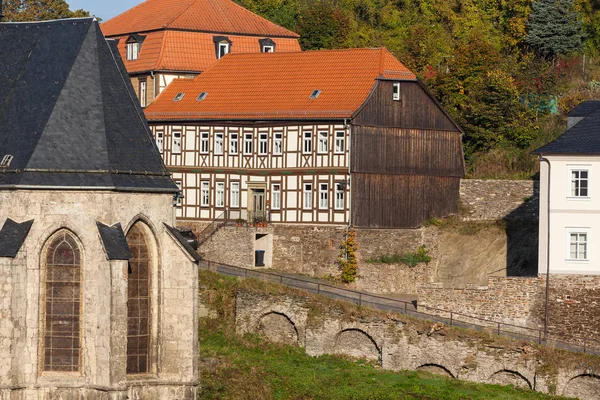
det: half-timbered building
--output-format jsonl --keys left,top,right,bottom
{"left": 101, "top": 0, "right": 301, "bottom": 107}
{"left": 145, "top": 48, "right": 465, "bottom": 229}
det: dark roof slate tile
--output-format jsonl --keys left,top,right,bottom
{"left": 97, "top": 222, "right": 132, "bottom": 260}
{"left": 164, "top": 223, "right": 201, "bottom": 263}
{"left": 0, "top": 219, "right": 34, "bottom": 258}
{"left": 534, "top": 105, "right": 600, "bottom": 154}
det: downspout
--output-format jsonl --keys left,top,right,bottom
{"left": 345, "top": 118, "right": 351, "bottom": 228}
{"left": 539, "top": 155, "right": 551, "bottom": 339}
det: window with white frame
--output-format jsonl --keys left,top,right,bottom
{"left": 274, "top": 132, "right": 283, "bottom": 155}
{"left": 244, "top": 133, "right": 253, "bottom": 154}
{"left": 303, "top": 131, "right": 312, "bottom": 154}
{"left": 259, "top": 133, "right": 268, "bottom": 155}
{"left": 139, "top": 80, "right": 147, "bottom": 108}
{"left": 216, "top": 182, "right": 225, "bottom": 207}
{"left": 318, "top": 131, "right": 328, "bottom": 153}
{"left": 334, "top": 131, "right": 345, "bottom": 154}
{"left": 393, "top": 82, "right": 400, "bottom": 101}
{"left": 172, "top": 131, "right": 182, "bottom": 154}
{"left": 568, "top": 231, "right": 588, "bottom": 260}
{"left": 126, "top": 42, "right": 139, "bottom": 60}
{"left": 272, "top": 184, "right": 281, "bottom": 210}
{"left": 570, "top": 169, "right": 589, "bottom": 197}
{"left": 335, "top": 183, "right": 345, "bottom": 210}
{"left": 319, "top": 183, "right": 328, "bottom": 209}
{"left": 303, "top": 183, "right": 313, "bottom": 209}
{"left": 230, "top": 182, "right": 240, "bottom": 208}
{"left": 215, "top": 133, "right": 224, "bottom": 155}
{"left": 200, "top": 132, "right": 209, "bottom": 154}
{"left": 230, "top": 133, "right": 238, "bottom": 154}
{"left": 201, "top": 181, "right": 210, "bottom": 206}
{"left": 175, "top": 181, "right": 182, "bottom": 206}
{"left": 218, "top": 42, "right": 229, "bottom": 59}
{"left": 262, "top": 45, "right": 274, "bottom": 52}
{"left": 156, "top": 132, "right": 163, "bottom": 153}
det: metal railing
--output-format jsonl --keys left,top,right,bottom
{"left": 196, "top": 211, "right": 231, "bottom": 246}
{"left": 199, "top": 259, "right": 600, "bottom": 356}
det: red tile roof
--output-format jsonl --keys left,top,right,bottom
{"left": 101, "top": 0, "right": 299, "bottom": 38}
{"left": 144, "top": 48, "right": 417, "bottom": 120}
{"left": 109, "top": 31, "right": 301, "bottom": 74}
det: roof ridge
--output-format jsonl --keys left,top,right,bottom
{"left": 164, "top": 0, "right": 197, "bottom": 28}
{"left": 210, "top": 0, "right": 299, "bottom": 37}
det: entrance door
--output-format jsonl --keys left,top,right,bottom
{"left": 252, "top": 189, "right": 265, "bottom": 221}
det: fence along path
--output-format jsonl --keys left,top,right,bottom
{"left": 200, "top": 260, "right": 600, "bottom": 356}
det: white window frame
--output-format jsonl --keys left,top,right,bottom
{"left": 172, "top": 130, "right": 182, "bottom": 154}
{"left": 393, "top": 82, "right": 400, "bottom": 101}
{"left": 175, "top": 181, "right": 182, "bottom": 206}
{"left": 303, "top": 183, "right": 313, "bottom": 209}
{"left": 262, "top": 45, "right": 274, "bottom": 53}
{"left": 303, "top": 131, "right": 312, "bottom": 154}
{"left": 335, "top": 183, "right": 345, "bottom": 210}
{"left": 155, "top": 132, "right": 163, "bottom": 153}
{"left": 216, "top": 182, "right": 225, "bottom": 208}
{"left": 201, "top": 181, "right": 210, "bottom": 207}
{"left": 200, "top": 132, "right": 209, "bottom": 154}
{"left": 272, "top": 184, "right": 281, "bottom": 210}
{"left": 218, "top": 42, "right": 229, "bottom": 59}
{"left": 244, "top": 133, "right": 253, "bottom": 155}
{"left": 126, "top": 42, "right": 139, "bottom": 60}
{"left": 566, "top": 229, "right": 590, "bottom": 262}
{"left": 230, "top": 133, "right": 238, "bottom": 155}
{"left": 568, "top": 166, "right": 590, "bottom": 199}
{"left": 273, "top": 132, "right": 283, "bottom": 155}
{"left": 139, "top": 80, "right": 147, "bottom": 108}
{"left": 319, "top": 183, "right": 328, "bottom": 209}
{"left": 258, "top": 133, "right": 268, "bottom": 155}
{"left": 317, "top": 131, "right": 328, "bottom": 154}
{"left": 334, "top": 131, "right": 345, "bottom": 154}
{"left": 215, "top": 133, "right": 224, "bottom": 155}
{"left": 230, "top": 182, "right": 240, "bottom": 208}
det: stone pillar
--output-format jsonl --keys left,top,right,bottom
{"left": 108, "top": 260, "right": 128, "bottom": 390}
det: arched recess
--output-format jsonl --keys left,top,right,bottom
{"left": 125, "top": 220, "right": 157, "bottom": 375}
{"left": 333, "top": 328, "right": 381, "bottom": 362}
{"left": 257, "top": 312, "right": 299, "bottom": 346}
{"left": 488, "top": 369, "right": 532, "bottom": 390}
{"left": 416, "top": 364, "right": 455, "bottom": 379}
{"left": 41, "top": 229, "right": 83, "bottom": 372}
{"left": 563, "top": 373, "right": 600, "bottom": 399}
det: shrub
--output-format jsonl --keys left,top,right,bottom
{"left": 368, "top": 245, "right": 432, "bottom": 268}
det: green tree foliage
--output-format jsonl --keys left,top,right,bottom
{"left": 3, "top": 0, "right": 90, "bottom": 22}
{"left": 526, "top": 0, "right": 583, "bottom": 58}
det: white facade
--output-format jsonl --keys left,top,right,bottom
{"left": 538, "top": 155, "right": 600, "bottom": 275}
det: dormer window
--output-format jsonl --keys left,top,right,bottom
{"left": 214, "top": 36, "right": 232, "bottom": 59}
{"left": 218, "top": 42, "right": 229, "bottom": 58}
{"left": 125, "top": 34, "right": 146, "bottom": 61}
{"left": 259, "top": 38, "right": 276, "bottom": 53}
{"left": 0, "top": 154, "right": 13, "bottom": 168}
{"left": 263, "top": 45, "right": 274, "bottom": 53}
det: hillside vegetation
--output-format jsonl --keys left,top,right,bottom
{"left": 236, "top": 0, "right": 600, "bottom": 178}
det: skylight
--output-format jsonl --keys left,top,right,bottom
{"left": 0, "top": 155, "right": 13, "bottom": 168}
{"left": 197, "top": 92, "right": 208, "bottom": 102}
{"left": 309, "top": 90, "right": 322, "bottom": 99}
{"left": 174, "top": 93, "right": 185, "bottom": 102}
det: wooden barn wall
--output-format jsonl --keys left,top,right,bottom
{"left": 353, "top": 81, "right": 459, "bottom": 131}
{"left": 351, "top": 174, "right": 460, "bottom": 228}
{"left": 351, "top": 125, "right": 464, "bottom": 177}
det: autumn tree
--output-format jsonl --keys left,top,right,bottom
{"left": 526, "top": 0, "right": 583, "bottom": 58}
{"left": 3, "top": 0, "right": 90, "bottom": 22}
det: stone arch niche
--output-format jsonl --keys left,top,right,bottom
{"left": 333, "top": 328, "right": 380, "bottom": 362}
{"left": 416, "top": 364, "right": 455, "bottom": 379}
{"left": 488, "top": 369, "right": 532, "bottom": 390}
{"left": 257, "top": 312, "right": 298, "bottom": 346}
{"left": 563, "top": 374, "right": 600, "bottom": 399}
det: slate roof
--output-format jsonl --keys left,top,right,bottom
{"left": 164, "top": 224, "right": 202, "bottom": 263}
{"left": 101, "top": 0, "right": 299, "bottom": 38}
{"left": 567, "top": 101, "right": 600, "bottom": 117}
{"left": 145, "top": 48, "right": 417, "bottom": 121}
{"left": 97, "top": 222, "right": 132, "bottom": 260}
{"left": 534, "top": 104, "right": 600, "bottom": 154}
{"left": 0, "top": 219, "right": 34, "bottom": 258}
{"left": 0, "top": 18, "right": 178, "bottom": 192}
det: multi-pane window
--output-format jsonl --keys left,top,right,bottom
{"left": 218, "top": 42, "right": 229, "bottom": 59}
{"left": 393, "top": 82, "right": 400, "bottom": 101}
{"left": 259, "top": 133, "right": 268, "bottom": 155}
{"left": 244, "top": 133, "right": 253, "bottom": 154}
{"left": 43, "top": 230, "right": 81, "bottom": 373}
{"left": 335, "top": 183, "right": 345, "bottom": 210}
{"left": 126, "top": 224, "right": 151, "bottom": 375}
{"left": 215, "top": 133, "right": 224, "bottom": 155}
{"left": 303, "top": 131, "right": 312, "bottom": 154}
{"left": 569, "top": 232, "right": 588, "bottom": 260}
{"left": 172, "top": 131, "right": 181, "bottom": 154}
{"left": 335, "top": 131, "right": 345, "bottom": 154}
{"left": 201, "top": 181, "right": 209, "bottom": 207}
{"left": 274, "top": 133, "right": 283, "bottom": 155}
{"left": 570, "top": 169, "right": 589, "bottom": 197}
{"left": 231, "top": 182, "right": 240, "bottom": 208}
{"left": 303, "top": 183, "right": 313, "bottom": 209}
{"left": 216, "top": 182, "right": 225, "bottom": 207}
{"left": 155, "top": 132, "right": 163, "bottom": 153}
{"left": 272, "top": 184, "right": 281, "bottom": 210}
{"left": 139, "top": 80, "right": 147, "bottom": 108}
{"left": 318, "top": 131, "right": 328, "bottom": 153}
{"left": 230, "top": 133, "right": 238, "bottom": 154}
{"left": 319, "top": 183, "right": 328, "bottom": 209}
{"left": 175, "top": 181, "right": 182, "bottom": 206}
{"left": 200, "top": 132, "right": 209, "bottom": 154}
{"left": 126, "top": 42, "right": 139, "bottom": 60}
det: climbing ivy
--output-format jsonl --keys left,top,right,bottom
{"left": 337, "top": 229, "right": 358, "bottom": 283}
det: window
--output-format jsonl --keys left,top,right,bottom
{"left": 126, "top": 42, "right": 139, "bottom": 60}
{"left": 173, "top": 92, "right": 185, "bottom": 102}
{"left": 126, "top": 223, "right": 152, "bottom": 374}
{"left": 309, "top": 90, "right": 321, "bottom": 99}
{"left": 42, "top": 230, "right": 81, "bottom": 372}
{"left": 262, "top": 45, "right": 274, "bottom": 52}
{"left": 215, "top": 133, "right": 224, "bottom": 155}
{"left": 318, "top": 131, "right": 328, "bottom": 153}
{"left": 175, "top": 181, "right": 182, "bottom": 206}
{"left": 568, "top": 232, "right": 588, "bottom": 260}
{"left": 303, "top": 131, "right": 312, "bottom": 154}
{"left": 200, "top": 132, "right": 209, "bottom": 154}
{"left": 570, "top": 169, "right": 589, "bottom": 197}
{"left": 197, "top": 92, "right": 208, "bottom": 101}
{"left": 139, "top": 80, "right": 147, "bottom": 108}
{"left": 259, "top": 38, "right": 276, "bottom": 53}
{"left": 0, "top": 154, "right": 13, "bottom": 168}
{"left": 335, "top": 131, "right": 345, "bottom": 154}
{"left": 230, "top": 133, "right": 238, "bottom": 154}
{"left": 274, "top": 133, "right": 283, "bottom": 155}
{"left": 231, "top": 182, "right": 240, "bottom": 208}
{"left": 303, "top": 183, "right": 313, "bottom": 209}
{"left": 216, "top": 182, "right": 225, "bottom": 207}
{"left": 218, "top": 42, "right": 229, "bottom": 59}
{"left": 335, "top": 183, "right": 345, "bottom": 210}
{"left": 172, "top": 131, "right": 181, "bottom": 154}
{"left": 155, "top": 132, "right": 163, "bottom": 153}
{"left": 393, "top": 82, "right": 400, "bottom": 101}
{"left": 319, "top": 183, "right": 328, "bottom": 209}
{"left": 272, "top": 184, "right": 281, "bottom": 210}
{"left": 259, "top": 133, "right": 268, "bottom": 155}
{"left": 244, "top": 133, "right": 253, "bottom": 155}
{"left": 201, "top": 181, "right": 209, "bottom": 207}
